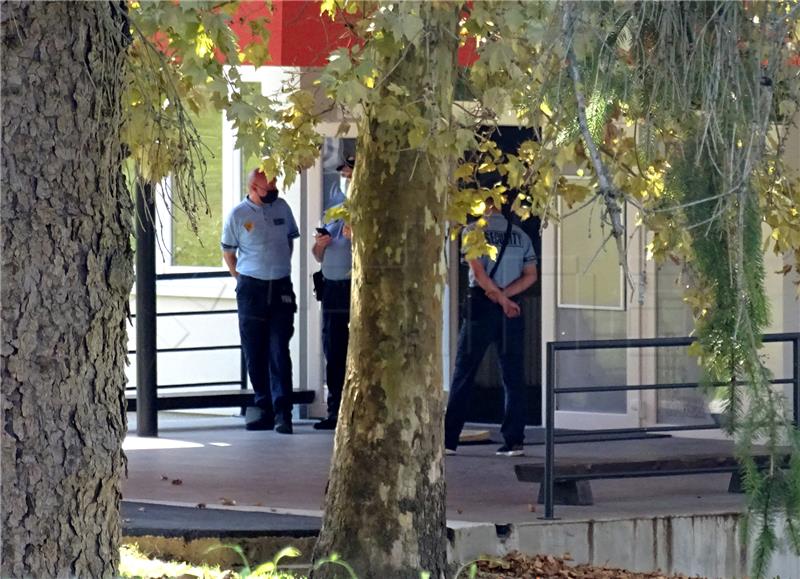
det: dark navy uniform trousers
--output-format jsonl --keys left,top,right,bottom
{"left": 445, "top": 289, "right": 527, "bottom": 449}
{"left": 236, "top": 275, "right": 296, "bottom": 421}
{"left": 321, "top": 278, "right": 351, "bottom": 419}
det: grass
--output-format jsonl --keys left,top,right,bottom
{"left": 172, "top": 109, "right": 224, "bottom": 267}
{"left": 119, "top": 545, "right": 303, "bottom": 579}
{"left": 120, "top": 545, "right": 231, "bottom": 578}
{"left": 170, "top": 107, "right": 266, "bottom": 268}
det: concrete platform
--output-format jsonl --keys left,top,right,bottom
{"left": 122, "top": 413, "right": 800, "bottom": 578}
{"left": 123, "top": 413, "right": 744, "bottom": 524}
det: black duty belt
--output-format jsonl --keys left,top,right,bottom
{"left": 323, "top": 277, "right": 351, "bottom": 285}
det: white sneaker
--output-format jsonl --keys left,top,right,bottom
{"left": 496, "top": 444, "right": 524, "bottom": 457}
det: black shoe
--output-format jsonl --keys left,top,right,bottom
{"left": 313, "top": 417, "right": 337, "bottom": 430}
{"left": 245, "top": 407, "right": 274, "bottom": 431}
{"left": 275, "top": 419, "right": 293, "bottom": 435}
{"left": 495, "top": 444, "right": 524, "bottom": 457}
{"left": 246, "top": 419, "right": 275, "bottom": 431}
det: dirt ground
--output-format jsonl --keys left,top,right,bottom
{"left": 473, "top": 552, "right": 701, "bottom": 579}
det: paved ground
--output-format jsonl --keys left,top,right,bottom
{"left": 123, "top": 501, "right": 320, "bottom": 539}
{"left": 123, "top": 412, "right": 746, "bottom": 529}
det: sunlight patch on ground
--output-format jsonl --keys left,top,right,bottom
{"left": 123, "top": 437, "right": 205, "bottom": 451}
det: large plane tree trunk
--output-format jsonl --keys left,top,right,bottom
{"left": 1, "top": 3, "right": 132, "bottom": 577}
{"left": 312, "top": 4, "right": 459, "bottom": 579}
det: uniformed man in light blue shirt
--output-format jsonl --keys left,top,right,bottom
{"left": 311, "top": 155, "right": 354, "bottom": 430}
{"left": 444, "top": 199, "right": 538, "bottom": 457}
{"left": 222, "top": 169, "right": 299, "bottom": 434}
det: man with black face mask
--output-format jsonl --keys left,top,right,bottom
{"left": 222, "top": 169, "right": 300, "bottom": 434}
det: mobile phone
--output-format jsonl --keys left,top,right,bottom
{"left": 316, "top": 227, "right": 330, "bottom": 236}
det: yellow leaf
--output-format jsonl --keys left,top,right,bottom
{"left": 454, "top": 163, "right": 474, "bottom": 180}
{"left": 470, "top": 200, "right": 486, "bottom": 216}
{"left": 320, "top": 0, "right": 337, "bottom": 17}
{"left": 687, "top": 342, "right": 704, "bottom": 358}
{"left": 540, "top": 101, "right": 553, "bottom": 117}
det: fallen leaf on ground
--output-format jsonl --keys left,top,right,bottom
{"left": 171, "top": 479, "right": 183, "bottom": 486}
{"left": 475, "top": 551, "right": 702, "bottom": 579}
{"left": 196, "top": 503, "right": 206, "bottom": 509}
{"left": 160, "top": 475, "right": 169, "bottom": 481}
{"left": 220, "top": 497, "right": 237, "bottom": 506}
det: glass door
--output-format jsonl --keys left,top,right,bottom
{"left": 551, "top": 197, "right": 641, "bottom": 429}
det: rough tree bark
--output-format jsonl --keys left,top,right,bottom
{"left": 312, "top": 4, "right": 459, "bottom": 579}
{"left": 1, "top": 3, "right": 132, "bottom": 577}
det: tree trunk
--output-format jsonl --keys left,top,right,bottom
{"left": 1, "top": 3, "right": 131, "bottom": 577}
{"left": 312, "top": 4, "right": 459, "bottom": 579}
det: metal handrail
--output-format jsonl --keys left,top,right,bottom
{"left": 542, "top": 332, "right": 800, "bottom": 519}
{"left": 129, "top": 271, "right": 248, "bottom": 423}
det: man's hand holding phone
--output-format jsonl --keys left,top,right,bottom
{"left": 314, "top": 227, "right": 332, "bottom": 249}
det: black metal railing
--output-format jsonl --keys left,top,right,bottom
{"left": 127, "top": 270, "right": 313, "bottom": 435}
{"left": 542, "top": 332, "right": 800, "bottom": 519}
{"left": 127, "top": 271, "right": 247, "bottom": 414}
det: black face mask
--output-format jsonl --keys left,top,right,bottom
{"left": 259, "top": 189, "right": 278, "bottom": 204}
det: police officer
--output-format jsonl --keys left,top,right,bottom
{"left": 222, "top": 169, "right": 299, "bottom": 434}
{"left": 444, "top": 199, "right": 538, "bottom": 456}
{"left": 311, "top": 155, "right": 354, "bottom": 430}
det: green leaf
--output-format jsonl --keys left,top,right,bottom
{"left": 408, "top": 127, "right": 426, "bottom": 149}
{"left": 400, "top": 13, "right": 424, "bottom": 42}
{"left": 338, "top": 79, "right": 370, "bottom": 105}
{"left": 326, "top": 48, "right": 353, "bottom": 75}
{"left": 387, "top": 82, "right": 409, "bottom": 96}
{"left": 250, "top": 561, "right": 276, "bottom": 575}
{"left": 273, "top": 546, "right": 302, "bottom": 563}
{"left": 482, "top": 86, "right": 510, "bottom": 113}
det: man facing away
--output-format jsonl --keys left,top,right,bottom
{"left": 311, "top": 155, "right": 354, "bottom": 430}
{"left": 221, "top": 169, "right": 299, "bottom": 434}
{"left": 445, "top": 199, "right": 538, "bottom": 456}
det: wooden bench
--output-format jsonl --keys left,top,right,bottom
{"left": 125, "top": 389, "right": 315, "bottom": 412}
{"left": 515, "top": 453, "right": 790, "bottom": 506}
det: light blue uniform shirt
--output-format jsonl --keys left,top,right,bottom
{"left": 320, "top": 203, "right": 352, "bottom": 281}
{"left": 221, "top": 198, "right": 299, "bottom": 280}
{"left": 464, "top": 213, "right": 536, "bottom": 289}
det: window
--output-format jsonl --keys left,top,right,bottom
{"left": 171, "top": 109, "right": 225, "bottom": 267}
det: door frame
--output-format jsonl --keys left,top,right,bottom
{"left": 544, "top": 201, "right": 647, "bottom": 430}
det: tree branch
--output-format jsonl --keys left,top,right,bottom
{"left": 562, "top": 1, "right": 633, "bottom": 292}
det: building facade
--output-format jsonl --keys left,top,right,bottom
{"left": 128, "top": 2, "right": 800, "bottom": 432}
